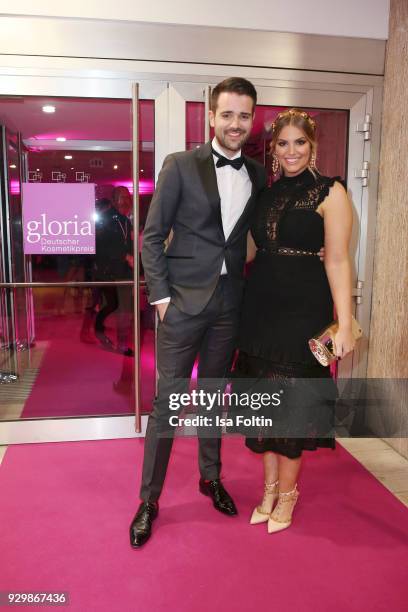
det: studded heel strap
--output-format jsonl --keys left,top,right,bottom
{"left": 257, "top": 480, "right": 279, "bottom": 515}
{"left": 270, "top": 484, "right": 299, "bottom": 524}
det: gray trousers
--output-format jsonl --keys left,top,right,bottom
{"left": 140, "top": 276, "right": 240, "bottom": 502}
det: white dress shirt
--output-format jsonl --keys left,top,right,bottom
{"left": 211, "top": 137, "right": 252, "bottom": 274}
{"left": 151, "top": 137, "right": 252, "bottom": 304}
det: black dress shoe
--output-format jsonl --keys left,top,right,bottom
{"left": 199, "top": 478, "right": 238, "bottom": 516}
{"left": 129, "top": 501, "right": 158, "bottom": 548}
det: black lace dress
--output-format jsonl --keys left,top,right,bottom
{"left": 234, "top": 168, "right": 342, "bottom": 459}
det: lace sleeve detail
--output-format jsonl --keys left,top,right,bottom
{"left": 292, "top": 175, "right": 346, "bottom": 212}
{"left": 318, "top": 176, "right": 347, "bottom": 206}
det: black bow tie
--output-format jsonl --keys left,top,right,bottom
{"left": 212, "top": 148, "right": 245, "bottom": 171}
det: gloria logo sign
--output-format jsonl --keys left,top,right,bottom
{"left": 22, "top": 183, "right": 96, "bottom": 255}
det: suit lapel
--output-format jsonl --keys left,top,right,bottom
{"left": 196, "top": 142, "right": 224, "bottom": 236}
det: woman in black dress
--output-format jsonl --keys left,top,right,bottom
{"left": 236, "top": 109, "right": 355, "bottom": 533}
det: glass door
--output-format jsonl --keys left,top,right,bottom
{"left": 0, "top": 81, "right": 166, "bottom": 442}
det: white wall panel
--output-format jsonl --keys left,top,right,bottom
{"left": 0, "top": 18, "right": 386, "bottom": 75}
{"left": 0, "top": 0, "right": 390, "bottom": 39}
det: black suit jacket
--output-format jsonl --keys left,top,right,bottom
{"left": 142, "top": 141, "right": 267, "bottom": 315}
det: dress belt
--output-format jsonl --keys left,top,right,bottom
{"left": 258, "top": 246, "right": 319, "bottom": 256}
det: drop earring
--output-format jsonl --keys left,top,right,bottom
{"left": 309, "top": 152, "right": 317, "bottom": 171}
{"left": 272, "top": 154, "right": 280, "bottom": 175}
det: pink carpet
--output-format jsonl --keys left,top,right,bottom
{"left": 0, "top": 438, "right": 407, "bottom": 612}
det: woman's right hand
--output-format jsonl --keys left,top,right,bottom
{"left": 333, "top": 327, "right": 355, "bottom": 359}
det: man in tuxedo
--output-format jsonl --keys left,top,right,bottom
{"left": 130, "top": 77, "right": 267, "bottom": 548}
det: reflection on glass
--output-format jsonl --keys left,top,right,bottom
{"left": 4, "top": 130, "right": 33, "bottom": 355}
{"left": 8, "top": 97, "right": 156, "bottom": 283}
{"left": 0, "top": 95, "right": 156, "bottom": 418}
{"left": 0, "top": 287, "right": 155, "bottom": 419}
{"left": 186, "top": 101, "right": 205, "bottom": 150}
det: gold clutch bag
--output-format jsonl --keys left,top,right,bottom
{"left": 308, "top": 316, "right": 363, "bottom": 367}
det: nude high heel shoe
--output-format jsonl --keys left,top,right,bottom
{"left": 250, "top": 480, "right": 279, "bottom": 524}
{"left": 267, "top": 485, "right": 299, "bottom": 534}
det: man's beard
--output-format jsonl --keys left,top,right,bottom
{"left": 219, "top": 130, "right": 249, "bottom": 153}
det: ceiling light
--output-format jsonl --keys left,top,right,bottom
{"left": 113, "top": 165, "right": 118, "bottom": 169}
{"left": 36, "top": 168, "right": 40, "bottom": 171}
{"left": 42, "top": 105, "right": 56, "bottom": 113}
{"left": 56, "top": 137, "right": 66, "bottom": 142}
{"left": 64, "top": 155, "right": 73, "bottom": 160}
{"left": 140, "top": 169, "right": 144, "bottom": 173}
{"left": 9, "top": 164, "right": 16, "bottom": 169}
{"left": 71, "top": 167, "right": 74, "bottom": 170}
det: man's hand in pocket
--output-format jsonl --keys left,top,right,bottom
{"left": 156, "top": 302, "right": 170, "bottom": 322}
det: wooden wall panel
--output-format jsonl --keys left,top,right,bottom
{"left": 367, "top": 0, "right": 408, "bottom": 457}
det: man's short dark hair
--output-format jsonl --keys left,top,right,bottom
{"left": 211, "top": 77, "right": 257, "bottom": 113}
